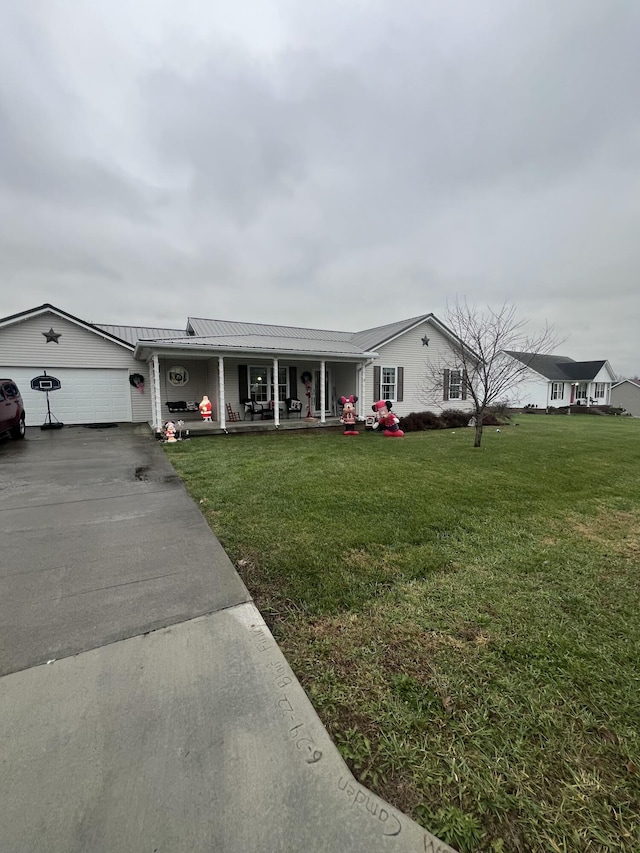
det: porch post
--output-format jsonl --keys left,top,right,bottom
{"left": 273, "top": 357, "right": 280, "bottom": 427}
{"left": 151, "top": 354, "right": 162, "bottom": 430}
{"left": 320, "top": 360, "right": 326, "bottom": 424}
{"left": 147, "top": 358, "right": 156, "bottom": 429}
{"left": 218, "top": 356, "right": 226, "bottom": 430}
{"left": 361, "top": 363, "right": 366, "bottom": 409}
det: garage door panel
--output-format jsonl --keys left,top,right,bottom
{"left": 0, "top": 369, "right": 132, "bottom": 425}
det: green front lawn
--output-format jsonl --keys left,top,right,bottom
{"left": 165, "top": 415, "right": 640, "bottom": 853}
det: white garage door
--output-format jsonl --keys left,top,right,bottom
{"left": 2, "top": 368, "right": 133, "bottom": 426}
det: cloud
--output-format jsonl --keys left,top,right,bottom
{"left": 0, "top": 0, "right": 638, "bottom": 374}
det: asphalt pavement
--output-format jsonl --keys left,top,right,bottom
{"left": 0, "top": 425, "right": 454, "bottom": 853}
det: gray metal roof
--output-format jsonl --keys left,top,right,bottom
{"left": 137, "top": 333, "right": 372, "bottom": 358}
{"left": 187, "top": 314, "right": 441, "bottom": 353}
{"left": 96, "top": 324, "right": 189, "bottom": 346}
{"left": 505, "top": 352, "right": 608, "bottom": 381}
{"left": 187, "top": 317, "right": 354, "bottom": 342}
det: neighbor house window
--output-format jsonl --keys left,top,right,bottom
{"left": 381, "top": 367, "right": 397, "bottom": 401}
{"left": 551, "top": 382, "right": 564, "bottom": 401}
{"left": 575, "top": 383, "right": 587, "bottom": 400}
{"left": 593, "top": 383, "right": 605, "bottom": 398}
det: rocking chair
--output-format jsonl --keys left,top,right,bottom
{"left": 226, "top": 403, "right": 241, "bottom": 422}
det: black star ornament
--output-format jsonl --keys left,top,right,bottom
{"left": 43, "top": 328, "right": 61, "bottom": 343}
{"left": 421, "top": 335, "right": 430, "bottom": 346}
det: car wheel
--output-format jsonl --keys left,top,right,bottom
{"left": 10, "top": 415, "right": 26, "bottom": 440}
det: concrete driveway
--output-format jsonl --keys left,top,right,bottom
{"left": 0, "top": 425, "right": 454, "bottom": 853}
{"left": 0, "top": 424, "right": 249, "bottom": 676}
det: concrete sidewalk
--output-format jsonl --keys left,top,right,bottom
{"left": 0, "top": 426, "right": 454, "bottom": 853}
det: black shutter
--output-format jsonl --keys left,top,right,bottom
{"left": 397, "top": 367, "right": 404, "bottom": 402}
{"left": 373, "top": 365, "right": 381, "bottom": 401}
{"left": 462, "top": 370, "right": 468, "bottom": 401}
{"left": 443, "top": 369, "right": 450, "bottom": 401}
{"left": 238, "top": 365, "right": 248, "bottom": 400}
{"left": 289, "top": 366, "right": 297, "bottom": 399}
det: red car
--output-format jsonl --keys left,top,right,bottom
{"left": 0, "top": 379, "right": 26, "bottom": 440}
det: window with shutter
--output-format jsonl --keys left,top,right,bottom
{"left": 449, "top": 370, "right": 462, "bottom": 399}
{"left": 381, "top": 366, "right": 397, "bottom": 400}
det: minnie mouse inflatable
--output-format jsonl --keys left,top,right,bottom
{"left": 372, "top": 400, "right": 404, "bottom": 437}
{"left": 339, "top": 395, "right": 359, "bottom": 435}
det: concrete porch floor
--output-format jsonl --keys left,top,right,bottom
{"left": 159, "top": 416, "right": 351, "bottom": 437}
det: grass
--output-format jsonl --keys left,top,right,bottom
{"left": 164, "top": 415, "right": 640, "bottom": 852}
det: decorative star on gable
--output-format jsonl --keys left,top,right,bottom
{"left": 421, "top": 335, "right": 430, "bottom": 346}
{"left": 43, "top": 328, "right": 62, "bottom": 343}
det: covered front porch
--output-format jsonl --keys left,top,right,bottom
{"left": 135, "top": 342, "right": 376, "bottom": 434}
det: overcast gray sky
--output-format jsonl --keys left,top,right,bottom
{"left": 1, "top": 0, "right": 638, "bottom": 375}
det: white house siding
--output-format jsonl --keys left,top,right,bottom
{"left": 588, "top": 365, "right": 613, "bottom": 404}
{"left": 364, "top": 320, "right": 471, "bottom": 417}
{"left": 0, "top": 312, "right": 153, "bottom": 423}
{"left": 511, "top": 369, "right": 555, "bottom": 409}
{"left": 331, "top": 363, "right": 359, "bottom": 406}
{"left": 157, "top": 357, "right": 215, "bottom": 420}
{"left": 129, "top": 364, "right": 152, "bottom": 421}
{"left": 611, "top": 381, "right": 640, "bottom": 416}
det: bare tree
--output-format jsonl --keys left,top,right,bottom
{"left": 421, "top": 299, "right": 560, "bottom": 447}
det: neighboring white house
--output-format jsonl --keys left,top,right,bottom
{"left": 1, "top": 304, "right": 474, "bottom": 429}
{"left": 610, "top": 379, "right": 640, "bottom": 417}
{"left": 503, "top": 351, "right": 617, "bottom": 410}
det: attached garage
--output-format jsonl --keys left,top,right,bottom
{"left": 3, "top": 368, "right": 133, "bottom": 426}
{"left": 0, "top": 305, "right": 153, "bottom": 427}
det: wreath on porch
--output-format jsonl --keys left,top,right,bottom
{"left": 129, "top": 373, "right": 145, "bottom": 393}
{"left": 300, "top": 371, "right": 312, "bottom": 386}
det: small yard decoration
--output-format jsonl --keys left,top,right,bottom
{"left": 199, "top": 395, "right": 212, "bottom": 421}
{"left": 164, "top": 421, "right": 177, "bottom": 442}
{"left": 339, "top": 395, "right": 359, "bottom": 435}
{"left": 372, "top": 400, "right": 404, "bottom": 437}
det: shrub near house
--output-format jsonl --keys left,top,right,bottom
{"left": 399, "top": 409, "right": 500, "bottom": 432}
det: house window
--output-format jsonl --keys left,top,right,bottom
{"left": 449, "top": 370, "right": 462, "bottom": 400}
{"left": 249, "top": 366, "right": 289, "bottom": 402}
{"left": 272, "top": 367, "right": 289, "bottom": 402}
{"left": 381, "top": 367, "right": 397, "bottom": 401}
{"left": 249, "top": 367, "right": 269, "bottom": 402}
{"left": 593, "top": 383, "right": 605, "bottom": 398}
{"left": 551, "top": 382, "right": 564, "bottom": 401}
